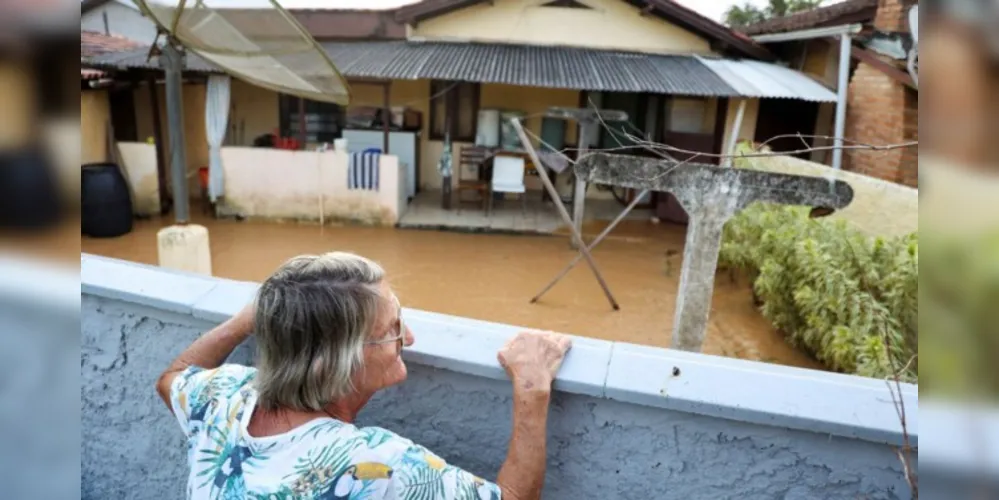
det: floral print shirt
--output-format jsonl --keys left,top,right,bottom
{"left": 169, "top": 364, "right": 502, "bottom": 500}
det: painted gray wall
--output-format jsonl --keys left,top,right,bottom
{"left": 81, "top": 0, "right": 158, "bottom": 44}
{"left": 81, "top": 254, "right": 917, "bottom": 499}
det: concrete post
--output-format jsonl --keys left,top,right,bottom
{"left": 723, "top": 99, "right": 747, "bottom": 168}
{"left": 575, "top": 153, "right": 855, "bottom": 352}
{"left": 160, "top": 41, "right": 189, "bottom": 223}
{"left": 157, "top": 40, "right": 212, "bottom": 276}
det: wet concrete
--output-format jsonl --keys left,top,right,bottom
{"left": 81, "top": 211, "right": 823, "bottom": 370}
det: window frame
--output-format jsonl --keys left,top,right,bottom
{"left": 278, "top": 94, "right": 344, "bottom": 144}
{"left": 428, "top": 80, "right": 480, "bottom": 142}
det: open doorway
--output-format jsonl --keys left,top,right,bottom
{"left": 754, "top": 98, "right": 820, "bottom": 160}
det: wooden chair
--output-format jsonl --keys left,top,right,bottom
{"left": 455, "top": 145, "right": 490, "bottom": 213}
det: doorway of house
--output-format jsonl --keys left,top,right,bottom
{"left": 754, "top": 98, "right": 820, "bottom": 160}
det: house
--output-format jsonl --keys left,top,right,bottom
{"left": 740, "top": 0, "right": 918, "bottom": 188}
{"left": 83, "top": 0, "right": 838, "bottom": 229}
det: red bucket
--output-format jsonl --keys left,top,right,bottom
{"left": 198, "top": 167, "right": 209, "bottom": 190}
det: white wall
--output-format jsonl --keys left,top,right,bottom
{"left": 81, "top": 0, "right": 158, "bottom": 43}
{"left": 217, "top": 147, "right": 405, "bottom": 225}
{"left": 116, "top": 142, "right": 162, "bottom": 217}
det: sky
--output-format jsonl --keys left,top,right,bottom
{"left": 210, "top": 0, "right": 771, "bottom": 23}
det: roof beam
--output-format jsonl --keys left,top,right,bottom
{"left": 752, "top": 23, "right": 862, "bottom": 43}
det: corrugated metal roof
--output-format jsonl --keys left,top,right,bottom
{"left": 330, "top": 41, "right": 737, "bottom": 96}
{"left": 85, "top": 40, "right": 834, "bottom": 101}
{"left": 696, "top": 56, "right": 837, "bottom": 102}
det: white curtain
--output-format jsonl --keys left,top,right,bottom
{"left": 205, "top": 75, "right": 231, "bottom": 202}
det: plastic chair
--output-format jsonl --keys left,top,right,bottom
{"left": 489, "top": 155, "right": 527, "bottom": 216}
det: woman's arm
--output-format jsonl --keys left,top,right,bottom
{"left": 494, "top": 331, "right": 572, "bottom": 500}
{"left": 154, "top": 304, "right": 255, "bottom": 408}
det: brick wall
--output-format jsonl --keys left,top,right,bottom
{"left": 873, "top": 0, "right": 917, "bottom": 33}
{"left": 843, "top": 0, "right": 918, "bottom": 187}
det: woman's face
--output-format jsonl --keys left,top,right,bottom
{"left": 355, "top": 282, "right": 415, "bottom": 394}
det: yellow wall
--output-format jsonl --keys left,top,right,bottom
{"left": 81, "top": 90, "right": 111, "bottom": 164}
{"left": 133, "top": 81, "right": 209, "bottom": 196}
{"left": 0, "top": 60, "right": 35, "bottom": 150}
{"left": 412, "top": 0, "right": 713, "bottom": 55}
{"left": 802, "top": 39, "right": 838, "bottom": 89}
{"left": 229, "top": 78, "right": 279, "bottom": 145}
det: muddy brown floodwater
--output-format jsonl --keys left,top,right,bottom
{"left": 81, "top": 211, "right": 823, "bottom": 370}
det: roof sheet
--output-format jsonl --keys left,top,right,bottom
{"left": 697, "top": 57, "right": 837, "bottom": 102}
{"left": 84, "top": 40, "right": 832, "bottom": 101}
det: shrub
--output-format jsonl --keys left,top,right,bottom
{"left": 719, "top": 202, "right": 918, "bottom": 382}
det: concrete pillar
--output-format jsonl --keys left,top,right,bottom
{"left": 157, "top": 224, "right": 212, "bottom": 275}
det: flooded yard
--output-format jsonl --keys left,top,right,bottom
{"left": 81, "top": 211, "right": 823, "bottom": 370}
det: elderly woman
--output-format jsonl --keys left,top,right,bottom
{"left": 156, "top": 252, "right": 571, "bottom": 500}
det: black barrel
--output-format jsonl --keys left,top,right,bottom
{"left": 81, "top": 163, "right": 133, "bottom": 238}
{"left": 0, "top": 148, "right": 63, "bottom": 230}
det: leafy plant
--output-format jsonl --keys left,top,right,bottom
{"left": 719, "top": 198, "right": 918, "bottom": 381}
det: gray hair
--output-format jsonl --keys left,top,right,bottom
{"left": 253, "top": 252, "right": 385, "bottom": 412}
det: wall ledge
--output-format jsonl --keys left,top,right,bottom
{"left": 81, "top": 253, "right": 918, "bottom": 447}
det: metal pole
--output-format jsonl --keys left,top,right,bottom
{"left": 160, "top": 40, "right": 190, "bottom": 223}
{"left": 571, "top": 121, "right": 592, "bottom": 248}
{"left": 723, "top": 99, "right": 747, "bottom": 168}
{"left": 832, "top": 33, "right": 852, "bottom": 170}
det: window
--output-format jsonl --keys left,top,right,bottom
{"left": 665, "top": 97, "right": 715, "bottom": 134}
{"left": 279, "top": 94, "right": 344, "bottom": 144}
{"left": 429, "top": 81, "right": 480, "bottom": 142}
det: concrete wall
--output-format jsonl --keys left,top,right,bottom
{"left": 116, "top": 142, "right": 161, "bottom": 216}
{"left": 217, "top": 147, "right": 405, "bottom": 225}
{"left": 80, "top": 0, "right": 158, "bottom": 43}
{"left": 411, "top": 0, "right": 714, "bottom": 55}
{"left": 81, "top": 254, "right": 918, "bottom": 500}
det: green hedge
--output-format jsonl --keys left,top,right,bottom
{"left": 719, "top": 202, "right": 918, "bottom": 382}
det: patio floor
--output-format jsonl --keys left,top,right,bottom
{"left": 398, "top": 190, "right": 654, "bottom": 234}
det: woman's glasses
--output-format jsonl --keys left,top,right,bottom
{"left": 364, "top": 296, "right": 405, "bottom": 352}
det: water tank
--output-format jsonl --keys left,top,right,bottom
{"left": 81, "top": 163, "right": 133, "bottom": 238}
{"left": 476, "top": 109, "right": 500, "bottom": 147}
{"left": 0, "top": 148, "right": 62, "bottom": 230}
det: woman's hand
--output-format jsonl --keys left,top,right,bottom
{"left": 497, "top": 330, "right": 572, "bottom": 392}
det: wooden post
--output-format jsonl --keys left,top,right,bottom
{"left": 147, "top": 75, "right": 170, "bottom": 214}
{"left": 382, "top": 81, "right": 391, "bottom": 154}
{"left": 531, "top": 189, "right": 650, "bottom": 304}
{"left": 513, "top": 119, "right": 620, "bottom": 310}
{"left": 297, "top": 97, "right": 306, "bottom": 149}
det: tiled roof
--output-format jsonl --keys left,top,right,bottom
{"left": 83, "top": 40, "right": 835, "bottom": 101}
{"left": 739, "top": 0, "right": 877, "bottom": 36}
{"left": 81, "top": 30, "right": 143, "bottom": 58}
